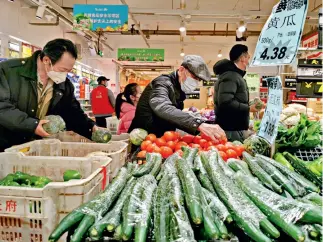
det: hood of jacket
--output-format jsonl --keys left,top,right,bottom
{"left": 213, "top": 59, "right": 246, "bottom": 77}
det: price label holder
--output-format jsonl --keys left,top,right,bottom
{"left": 251, "top": 0, "right": 308, "bottom": 66}
{"left": 258, "top": 76, "right": 283, "bottom": 144}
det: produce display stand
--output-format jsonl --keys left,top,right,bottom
{"left": 294, "top": 146, "right": 323, "bottom": 161}
{"left": 0, "top": 152, "right": 111, "bottom": 242}
{"left": 5, "top": 139, "right": 128, "bottom": 180}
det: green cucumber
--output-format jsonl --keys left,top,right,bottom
{"left": 255, "top": 156, "right": 299, "bottom": 198}
{"left": 200, "top": 191, "right": 219, "bottom": 239}
{"left": 149, "top": 156, "right": 162, "bottom": 177}
{"left": 227, "top": 158, "right": 252, "bottom": 175}
{"left": 243, "top": 152, "right": 282, "bottom": 193}
{"left": 201, "top": 151, "right": 272, "bottom": 242}
{"left": 182, "top": 146, "right": 198, "bottom": 168}
{"left": 235, "top": 172, "right": 307, "bottom": 242}
{"left": 168, "top": 173, "right": 185, "bottom": 209}
{"left": 135, "top": 179, "right": 157, "bottom": 242}
{"left": 259, "top": 219, "right": 280, "bottom": 239}
{"left": 176, "top": 158, "right": 203, "bottom": 225}
{"left": 70, "top": 215, "right": 95, "bottom": 242}
{"left": 300, "top": 208, "right": 322, "bottom": 224}
{"left": 89, "top": 177, "right": 137, "bottom": 240}
{"left": 196, "top": 172, "right": 215, "bottom": 193}
{"left": 302, "top": 193, "right": 323, "bottom": 207}
{"left": 154, "top": 173, "right": 171, "bottom": 242}
{"left": 193, "top": 155, "right": 206, "bottom": 173}
{"left": 48, "top": 211, "right": 84, "bottom": 242}
{"left": 132, "top": 153, "right": 161, "bottom": 177}
{"left": 274, "top": 152, "right": 294, "bottom": 171}
{"left": 256, "top": 154, "right": 320, "bottom": 194}
{"left": 202, "top": 188, "right": 232, "bottom": 223}
{"left": 212, "top": 212, "right": 229, "bottom": 239}
{"left": 284, "top": 152, "right": 322, "bottom": 187}
{"left": 114, "top": 224, "right": 123, "bottom": 240}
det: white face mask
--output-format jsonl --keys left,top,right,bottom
{"left": 47, "top": 62, "right": 68, "bottom": 84}
{"left": 181, "top": 72, "right": 199, "bottom": 93}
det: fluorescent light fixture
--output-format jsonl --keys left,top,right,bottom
{"left": 9, "top": 42, "right": 20, "bottom": 52}
{"left": 238, "top": 20, "right": 246, "bottom": 32}
{"left": 217, "top": 50, "right": 222, "bottom": 58}
{"left": 8, "top": 0, "right": 14, "bottom": 2}
{"left": 36, "top": 5, "right": 46, "bottom": 19}
{"left": 179, "top": 21, "right": 186, "bottom": 32}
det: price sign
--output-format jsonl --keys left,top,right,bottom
{"left": 251, "top": 0, "right": 308, "bottom": 66}
{"left": 202, "top": 78, "right": 217, "bottom": 87}
{"left": 258, "top": 76, "right": 283, "bottom": 144}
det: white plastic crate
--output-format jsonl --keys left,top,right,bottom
{"left": 6, "top": 139, "right": 128, "bottom": 180}
{"left": 0, "top": 152, "right": 111, "bottom": 242}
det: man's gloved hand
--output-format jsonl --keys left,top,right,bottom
{"left": 198, "top": 123, "right": 226, "bottom": 142}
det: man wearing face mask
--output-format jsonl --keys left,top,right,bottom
{"left": 0, "top": 38, "right": 98, "bottom": 151}
{"left": 128, "top": 55, "right": 226, "bottom": 141}
{"left": 213, "top": 44, "right": 260, "bottom": 142}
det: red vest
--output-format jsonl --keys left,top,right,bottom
{"left": 91, "top": 85, "right": 114, "bottom": 115}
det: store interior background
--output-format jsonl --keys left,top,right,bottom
{"left": 0, "top": 0, "right": 321, "bottom": 112}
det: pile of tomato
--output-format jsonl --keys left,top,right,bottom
{"left": 137, "top": 131, "right": 245, "bottom": 161}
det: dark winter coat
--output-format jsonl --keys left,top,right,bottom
{"left": 213, "top": 59, "right": 250, "bottom": 131}
{"left": 0, "top": 51, "right": 95, "bottom": 150}
{"left": 128, "top": 71, "right": 203, "bottom": 137}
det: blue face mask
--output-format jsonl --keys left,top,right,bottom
{"left": 181, "top": 75, "right": 199, "bottom": 93}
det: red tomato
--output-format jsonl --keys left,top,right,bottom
{"left": 160, "top": 146, "right": 173, "bottom": 159}
{"left": 205, "top": 141, "right": 213, "bottom": 148}
{"left": 172, "top": 131, "right": 181, "bottom": 140}
{"left": 145, "top": 134, "right": 157, "bottom": 142}
{"left": 226, "top": 149, "right": 238, "bottom": 159}
{"left": 218, "top": 151, "right": 228, "bottom": 161}
{"left": 216, "top": 144, "right": 227, "bottom": 152}
{"left": 153, "top": 145, "right": 161, "bottom": 154}
{"left": 225, "top": 142, "right": 235, "bottom": 150}
{"left": 140, "top": 140, "right": 152, "bottom": 151}
{"left": 193, "top": 136, "right": 202, "bottom": 144}
{"left": 201, "top": 133, "right": 212, "bottom": 142}
{"left": 190, "top": 143, "right": 201, "bottom": 149}
{"left": 175, "top": 142, "right": 188, "bottom": 151}
{"left": 145, "top": 143, "right": 155, "bottom": 153}
{"left": 137, "top": 150, "right": 147, "bottom": 158}
{"left": 181, "top": 134, "right": 194, "bottom": 144}
{"left": 234, "top": 146, "right": 245, "bottom": 157}
{"left": 221, "top": 137, "right": 228, "bottom": 144}
{"left": 166, "top": 141, "right": 176, "bottom": 151}
{"left": 176, "top": 150, "right": 183, "bottom": 157}
{"left": 155, "top": 138, "right": 167, "bottom": 147}
{"left": 199, "top": 139, "right": 208, "bottom": 149}
{"left": 164, "top": 131, "right": 175, "bottom": 142}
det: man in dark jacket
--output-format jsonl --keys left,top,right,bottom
{"left": 213, "top": 44, "right": 258, "bottom": 142}
{"left": 0, "top": 38, "right": 97, "bottom": 151}
{"left": 129, "top": 55, "right": 226, "bottom": 141}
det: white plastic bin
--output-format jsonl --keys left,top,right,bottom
{"left": 0, "top": 152, "right": 111, "bottom": 242}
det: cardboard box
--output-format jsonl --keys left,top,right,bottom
{"left": 307, "top": 100, "right": 323, "bottom": 113}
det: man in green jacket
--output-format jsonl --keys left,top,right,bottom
{"left": 0, "top": 38, "right": 98, "bottom": 151}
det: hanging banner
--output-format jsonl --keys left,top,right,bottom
{"left": 258, "top": 77, "right": 283, "bottom": 144}
{"left": 73, "top": 5, "right": 128, "bottom": 32}
{"left": 251, "top": 0, "right": 308, "bottom": 66}
{"left": 117, "top": 48, "right": 165, "bottom": 62}
{"left": 22, "top": 43, "right": 32, "bottom": 58}
{"left": 245, "top": 73, "right": 260, "bottom": 93}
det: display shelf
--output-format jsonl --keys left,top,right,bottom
{"left": 283, "top": 87, "right": 297, "bottom": 91}
{"left": 291, "top": 100, "right": 308, "bottom": 103}
{"left": 294, "top": 146, "right": 323, "bottom": 161}
{"left": 78, "top": 98, "right": 90, "bottom": 101}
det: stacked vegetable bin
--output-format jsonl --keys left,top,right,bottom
{"left": 0, "top": 138, "right": 128, "bottom": 242}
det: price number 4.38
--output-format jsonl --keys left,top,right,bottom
{"left": 264, "top": 120, "right": 275, "bottom": 136}
{"left": 260, "top": 47, "right": 287, "bottom": 60}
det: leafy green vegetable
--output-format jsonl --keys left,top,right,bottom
{"left": 243, "top": 135, "right": 271, "bottom": 156}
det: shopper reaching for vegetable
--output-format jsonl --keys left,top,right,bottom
{"left": 128, "top": 55, "right": 226, "bottom": 142}
{"left": 0, "top": 39, "right": 98, "bottom": 151}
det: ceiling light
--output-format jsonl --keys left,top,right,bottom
{"left": 238, "top": 20, "right": 246, "bottom": 32}
{"left": 8, "top": 0, "right": 14, "bottom": 2}
{"left": 36, "top": 5, "right": 46, "bottom": 19}
{"left": 217, "top": 50, "right": 222, "bottom": 58}
{"left": 180, "top": 48, "right": 185, "bottom": 57}
{"left": 179, "top": 21, "right": 186, "bottom": 32}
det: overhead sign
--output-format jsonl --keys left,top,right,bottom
{"left": 245, "top": 73, "right": 260, "bottom": 93}
{"left": 258, "top": 77, "right": 283, "bottom": 144}
{"left": 117, "top": 48, "right": 165, "bottom": 62}
{"left": 251, "top": 0, "right": 308, "bottom": 66}
{"left": 73, "top": 5, "right": 128, "bottom": 32}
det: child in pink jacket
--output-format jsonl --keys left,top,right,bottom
{"left": 116, "top": 83, "right": 142, "bottom": 134}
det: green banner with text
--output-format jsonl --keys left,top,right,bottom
{"left": 117, "top": 48, "right": 164, "bottom": 62}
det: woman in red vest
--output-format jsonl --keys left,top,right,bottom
{"left": 115, "top": 83, "right": 141, "bottom": 134}
{"left": 90, "top": 76, "right": 115, "bottom": 127}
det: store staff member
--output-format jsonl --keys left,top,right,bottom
{"left": 0, "top": 38, "right": 98, "bottom": 151}
{"left": 128, "top": 55, "right": 226, "bottom": 141}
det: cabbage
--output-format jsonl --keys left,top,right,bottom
{"left": 188, "top": 106, "right": 198, "bottom": 113}
{"left": 129, "top": 128, "right": 148, "bottom": 146}
{"left": 209, "top": 110, "right": 215, "bottom": 116}
{"left": 43, "top": 115, "right": 66, "bottom": 135}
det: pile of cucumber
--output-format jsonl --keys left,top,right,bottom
{"left": 48, "top": 148, "right": 322, "bottom": 242}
